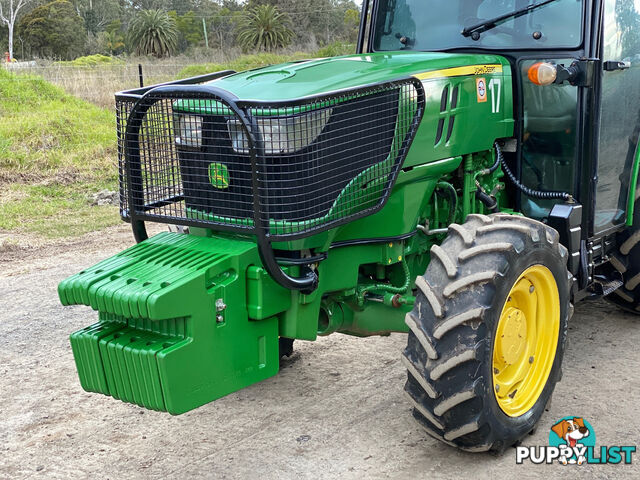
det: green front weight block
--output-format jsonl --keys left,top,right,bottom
{"left": 58, "top": 232, "right": 279, "bottom": 414}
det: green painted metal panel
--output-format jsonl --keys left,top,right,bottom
{"left": 246, "top": 266, "right": 292, "bottom": 320}
{"left": 207, "top": 52, "right": 509, "bottom": 102}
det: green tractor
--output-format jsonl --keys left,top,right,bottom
{"left": 59, "top": 0, "right": 640, "bottom": 452}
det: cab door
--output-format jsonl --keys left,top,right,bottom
{"left": 593, "top": 0, "right": 640, "bottom": 233}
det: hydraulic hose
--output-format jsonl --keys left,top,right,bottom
{"left": 357, "top": 256, "right": 411, "bottom": 306}
{"left": 487, "top": 151, "right": 500, "bottom": 174}
{"left": 436, "top": 181, "right": 458, "bottom": 225}
{"left": 495, "top": 141, "right": 573, "bottom": 201}
{"left": 473, "top": 149, "right": 500, "bottom": 213}
{"left": 476, "top": 188, "right": 498, "bottom": 212}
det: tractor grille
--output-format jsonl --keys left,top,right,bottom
{"left": 116, "top": 79, "right": 424, "bottom": 240}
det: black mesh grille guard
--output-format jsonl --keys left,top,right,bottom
{"left": 115, "top": 75, "right": 425, "bottom": 291}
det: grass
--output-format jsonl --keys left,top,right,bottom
{"left": 177, "top": 52, "right": 314, "bottom": 78}
{"left": 0, "top": 68, "right": 120, "bottom": 238}
{"left": 7, "top": 46, "right": 356, "bottom": 109}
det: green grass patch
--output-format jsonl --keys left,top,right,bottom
{"left": 56, "top": 54, "right": 125, "bottom": 67}
{"left": 0, "top": 68, "right": 119, "bottom": 239}
{"left": 0, "top": 178, "right": 121, "bottom": 237}
{"left": 315, "top": 42, "right": 356, "bottom": 58}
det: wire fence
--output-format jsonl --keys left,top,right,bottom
{"left": 9, "top": 63, "right": 203, "bottom": 109}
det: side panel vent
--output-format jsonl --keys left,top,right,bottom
{"left": 446, "top": 85, "right": 459, "bottom": 143}
{"left": 435, "top": 84, "right": 449, "bottom": 145}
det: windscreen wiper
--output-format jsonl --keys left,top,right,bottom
{"left": 462, "top": 0, "right": 559, "bottom": 37}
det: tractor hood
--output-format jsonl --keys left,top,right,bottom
{"left": 208, "top": 51, "right": 509, "bottom": 101}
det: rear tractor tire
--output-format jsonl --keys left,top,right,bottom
{"left": 606, "top": 192, "right": 640, "bottom": 313}
{"left": 402, "top": 214, "right": 572, "bottom": 452}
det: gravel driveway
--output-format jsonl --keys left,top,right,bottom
{"left": 1, "top": 225, "right": 639, "bottom": 479}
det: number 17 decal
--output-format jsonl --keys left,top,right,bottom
{"left": 488, "top": 78, "right": 502, "bottom": 114}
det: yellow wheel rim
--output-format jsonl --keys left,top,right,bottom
{"left": 492, "top": 265, "right": 560, "bottom": 417}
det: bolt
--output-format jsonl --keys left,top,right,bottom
{"left": 216, "top": 314, "right": 224, "bottom": 324}
{"left": 398, "top": 256, "right": 402, "bottom": 261}
{"left": 215, "top": 298, "right": 227, "bottom": 312}
{"left": 391, "top": 294, "right": 403, "bottom": 308}
{"left": 529, "top": 285, "right": 535, "bottom": 293}
{"left": 495, "top": 384, "right": 500, "bottom": 392}
{"left": 529, "top": 356, "right": 534, "bottom": 364}
{"left": 494, "top": 368, "right": 500, "bottom": 374}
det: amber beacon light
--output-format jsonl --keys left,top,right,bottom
{"left": 527, "top": 62, "right": 558, "bottom": 85}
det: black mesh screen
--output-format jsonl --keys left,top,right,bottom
{"left": 116, "top": 98, "right": 134, "bottom": 216}
{"left": 116, "top": 79, "right": 424, "bottom": 240}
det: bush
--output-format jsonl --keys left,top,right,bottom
{"left": 56, "top": 54, "right": 124, "bottom": 67}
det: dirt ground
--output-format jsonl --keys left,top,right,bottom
{"left": 1, "top": 225, "right": 639, "bottom": 479}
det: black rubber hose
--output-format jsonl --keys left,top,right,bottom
{"left": 495, "top": 142, "right": 572, "bottom": 201}
{"left": 487, "top": 150, "right": 500, "bottom": 174}
{"left": 436, "top": 181, "right": 458, "bottom": 225}
{"left": 476, "top": 189, "right": 498, "bottom": 213}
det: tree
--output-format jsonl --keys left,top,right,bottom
{"left": 17, "top": 0, "right": 85, "bottom": 59}
{"left": 205, "top": 3, "right": 243, "bottom": 50}
{"left": 236, "top": 4, "right": 293, "bottom": 52}
{"left": 168, "top": 10, "right": 202, "bottom": 51}
{"left": 72, "top": 0, "right": 121, "bottom": 36}
{"left": 0, "top": 0, "right": 33, "bottom": 60}
{"left": 343, "top": 8, "right": 359, "bottom": 43}
{"left": 101, "top": 29, "right": 125, "bottom": 54}
{"left": 127, "top": 9, "right": 178, "bottom": 57}
{"left": 247, "top": 0, "right": 359, "bottom": 47}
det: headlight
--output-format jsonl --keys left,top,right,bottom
{"left": 174, "top": 114, "right": 203, "bottom": 148}
{"left": 227, "top": 109, "right": 332, "bottom": 155}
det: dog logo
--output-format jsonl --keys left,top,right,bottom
{"left": 549, "top": 417, "right": 596, "bottom": 465}
{"left": 517, "top": 416, "right": 635, "bottom": 465}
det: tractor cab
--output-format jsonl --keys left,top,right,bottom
{"left": 366, "top": 0, "right": 640, "bottom": 237}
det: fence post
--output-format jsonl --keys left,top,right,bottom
{"left": 138, "top": 64, "right": 144, "bottom": 88}
{"left": 203, "top": 18, "right": 209, "bottom": 49}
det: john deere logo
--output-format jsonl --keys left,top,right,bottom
{"left": 209, "top": 162, "right": 229, "bottom": 189}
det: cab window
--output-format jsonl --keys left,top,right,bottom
{"left": 373, "top": 0, "right": 584, "bottom": 51}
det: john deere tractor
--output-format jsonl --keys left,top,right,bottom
{"left": 58, "top": 0, "right": 640, "bottom": 452}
